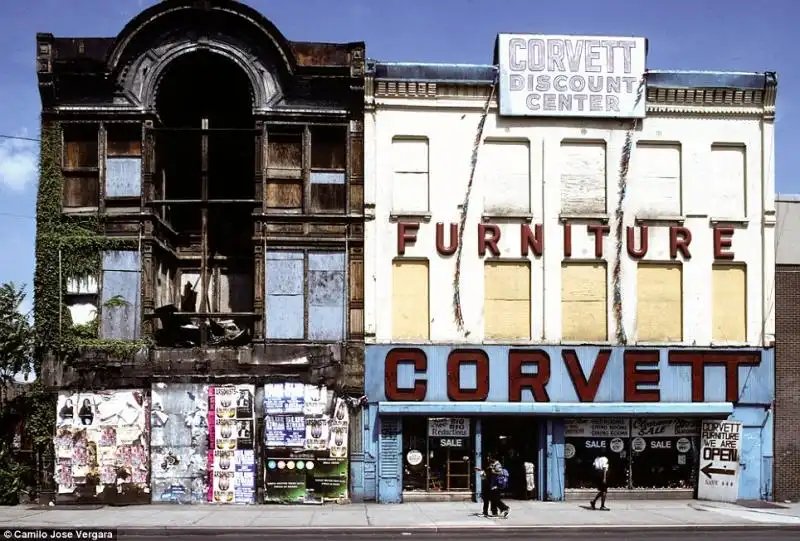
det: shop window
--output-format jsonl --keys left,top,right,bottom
{"left": 484, "top": 261, "right": 531, "bottom": 340}
{"left": 629, "top": 419, "right": 700, "bottom": 489}
{"left": 402, "top": 417, "right": 473, "bottom": 492}
{"left": 561, "top": 262, "right": 607, "bottom": 341}
{"left": 636, "top": 263, "right": 683, "bottom": 341}
{"left": 564, "top": 418, "right": 701, "bottom": 491}
{"left": 564, "top": 418, "right": 629, "bottom": 489}
{"left": 391, "top": 259, "right": 429, "bottom": 340}
{"left": 712, "top": 264, "right": 747, "bottom": 342}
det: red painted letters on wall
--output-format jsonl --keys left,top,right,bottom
{"left": 383, "top": 348, "right": 761, "bottom": 403}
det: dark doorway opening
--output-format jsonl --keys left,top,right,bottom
{"left": 482, "top": 417, "right": 539, "bottom": 500}
{"left": 150, "top": 51, "right": 259, "bottom": 346}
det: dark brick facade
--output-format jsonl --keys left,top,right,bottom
{"left": 775, "top": 264, "right": 800, "bottom": 501}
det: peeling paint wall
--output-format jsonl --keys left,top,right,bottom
{"left": 54, "top": 390, "right": 149, "bottom": 504}
{"left": 263, "top": 383, "right": 350, "bottom": 503}
{"left": 150, "top": 383, "right": 210, "bottom": 503}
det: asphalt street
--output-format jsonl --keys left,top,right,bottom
{"left": 117, "top": 527, "right": 800, "bottom": 541}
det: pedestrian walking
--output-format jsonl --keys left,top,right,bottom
{"left": 476, "top": 454, "right": 510, "bottom": 518}
{"left": 589, "top": 456, "right": 609, "bottom": 510}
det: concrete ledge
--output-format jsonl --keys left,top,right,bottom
{"left": 564, "top": 488, "right": 694, "bottom": 501}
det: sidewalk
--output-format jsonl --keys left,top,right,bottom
{"left": 1, "top": 500, "right": 800, "bottom": 531}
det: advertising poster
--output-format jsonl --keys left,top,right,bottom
{"left": 208, "top": 384, "right": 256, "bottom": 504}
{"left": 262, "top": 384, "right": 349, "bottom": 503}
{"left": 53, "top": 390, "right": 149, "bottom": 500}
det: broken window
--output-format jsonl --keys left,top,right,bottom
{"left": 64, "top": 275, "right": 99, "bottom": 332}
{"left": 62, "top": 124, "right": 99, "bottom": 208}
{"left": 266, "top": 132, "right": 303, "bottom": 211}
{"left": 310, "top": 126, "right": 346, "bottom": 213}
{"left": 148, "top": 50, "right": 258, "bottom": 347}
{"left": 105, "top": 124, "right": 142, "bottom": 198}
{"left": 264, "top": 250, "right": 346, "bottom": 341}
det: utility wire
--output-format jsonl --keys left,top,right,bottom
{"left": 0, "top": 135, "right": 40, "bottom": 143}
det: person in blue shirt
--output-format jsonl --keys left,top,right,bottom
{"left": 476, "top": 454, "right": 510, "bottom": 518}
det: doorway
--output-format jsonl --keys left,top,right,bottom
{"left": 482, "top": 417, "right": 539, "bottom": 499}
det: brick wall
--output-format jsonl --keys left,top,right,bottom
{"left": 775, "top": 264, "right": 800, "bottom": 501}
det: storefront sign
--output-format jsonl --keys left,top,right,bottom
{"left": 697, "top": 420, "right": 742, "bottom": 503}
{"left": 565, "top": 418, "right": 629, "bottom": 438}
{"left": 428, "top": 418, "right": 470, "bottom": 437}
{"left": 496, "top": 34, "right": 647, "bottom": 118}
{"left": 431, "top": 437, "right": 466, "bottom": 449}
{"left": 397, "top": 222, "right": 739, "bottom": 261}
{"left": 380, "top": 347, "right": 763, "bottom": 404}
{"left": 407, "top": 450, "right": 423, "bottom": 465}
{"left": 631, "top": 419, "right": 700, "bottom": 438}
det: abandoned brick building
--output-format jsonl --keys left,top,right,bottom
{"left": 36, "top": 0, "right": 365, "bottom": 504}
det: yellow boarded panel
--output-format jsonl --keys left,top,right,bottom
{"left": 392, "top": 260, "right": 429, "bottom": 339}
{"left": 484, "top": 261, "right": 531, "bottom": 339}
{"left": 562, "top": 262, "right": 607, "bottom": 341}
{"left": 712, "top": 265, "right": 747, "bottom": 341}
{"left": 636, "top": 264, "right": 683, "bottom": 341}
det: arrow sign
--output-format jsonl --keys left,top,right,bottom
{"left": 701, "top": 463, "right": 735, "bottom": 479}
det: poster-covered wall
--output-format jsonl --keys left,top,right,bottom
{"left": 263, "top": 383, "right": 349, "bottom": 504}
{"left": 208, "top": 384, "right": 256, "bottom": 504}
{"left": 150, "top": 383, "right": 210, "bottom": 503}
{"left": 54, "top": 390, "right": 149, "bottom": 502}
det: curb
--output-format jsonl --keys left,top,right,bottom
{"left": 109, "top": 524, "right": 800, "bottom": 535}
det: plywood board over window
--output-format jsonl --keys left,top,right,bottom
{"left": 629, "top": 143, "right": 682, "bottom": 216}
{"left": 712, "top": 264, "right": 747, "bottom": 342}
{"left": 484, "top": 261, "right": 531, "bottom": 340}
{"left": 62, "top": 124, "right": 99, "bottom": 208}
{"left": 391, "top": 137, "right": 429, "bottom": 213}
{"left": 266, "top": 131, "right": 303, "bottom": 211}
{"left": 710, "top": 144, "right": 747, "bottom": 218}
{"left": 482, "top": 140, "right": 531, "bottom": 214}
{"left": 560, "top": 141, "right": 606, "bottom": 214}
{"left": 636, "top": 263, "right": 683, "bottom": 341}
{"left": 106, "top": 124, "right": 142, "bottom": 198}
{"left": 392, "top": 260, "right": 429, "bottom": 339}
{"left": 562, "top": 262, "right": 607, "bottom": 341}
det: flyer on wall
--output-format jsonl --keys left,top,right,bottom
{"left": 208, "top": 384, "right": 256, "bottom": 504}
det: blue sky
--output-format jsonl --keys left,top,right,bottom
{"left": 0, "top": 0, "right": 796, "bottom": 313}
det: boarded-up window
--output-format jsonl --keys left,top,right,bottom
{"left": 308, "top": 252, "right": 345, "bottom": 340}
{"left": 311, "top": 126, "right": 347, "bottom": 213}
{"left": 562, "top": 262, "right": 607, "bottom": 341}
{"left": 265, "top": 251, "right": 305, "bottom": 339}
{"left": 265, "top": 250, "right": 347, "bottom": 340}
{"left": 100, "top": 251, "right": 141, "bottom": 340}
{"left": 482, "top": 141, "right": 531, "bottom": 214}
{"left": 106, "top": 125, "right": 142, "bottom": 197}
{"left": 636, "top": 263, "right": 682, "bottom": 341}
{"left": 560, "top": 141, "right": 606, "bottom": 214}
{"left": 712, "top": 264, "right": 746, "bottom": 341}
{"left": 63, "top": 125, "right": 99, "bottom": 208}
{"left": 392, "top": 260, "right": 429, "bottom": 339}
{"left": 710, "top": 144, "right": 746, "bottom": 218}
{"left": 266, "top": 132, "right": 303, "bottom": 210}
{"left": 629, "top": 143, "right": 681, "bottom": 216}
{"left": 392, "top": 138, "right": 429, "bottom": 213}
{"left": 484, "top": 261, "right": 531, "bottom": 340}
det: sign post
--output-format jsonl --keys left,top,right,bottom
{"left": 697, "top": 420, "right": 742, "bottom": 503}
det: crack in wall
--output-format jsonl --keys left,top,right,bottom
{"left": 453, "top": 70, "right": 498, "bottom": 334}
{"left": 613, "top": 75, "right": 647, "bottom": 345}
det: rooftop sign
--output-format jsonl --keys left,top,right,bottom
{"left": 497, "top": 34, "right": 647, "bottom": 118}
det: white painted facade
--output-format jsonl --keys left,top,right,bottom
{"left": 364, "top": 76, "right": 776, "bottom": 347}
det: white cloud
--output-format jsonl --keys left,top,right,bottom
{"left": 0, "top": 133, "right": 38, "bottom": 192}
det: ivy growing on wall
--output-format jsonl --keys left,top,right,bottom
{"left": 25, "top": 119, "right": 149, "bottom": 486}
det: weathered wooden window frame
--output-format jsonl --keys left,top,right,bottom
{"left": 264, "top": 123, "right": 349, "bottom": 215}
{"left": 61, "top": 122, "right": 100, "bottom": 210}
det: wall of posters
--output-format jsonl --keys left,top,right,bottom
{"left": 208, "top": 384, "right": 256, "bottom": 504}
{"left": 54, "top": 390, "right": 149, "bottom": 503}
{"left": 149, "top": 383, "right": 209, "bottom": 503}
{"left": 263, "top": 383, "right": 350, "bottom": 504}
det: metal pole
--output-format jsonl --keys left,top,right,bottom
{"left": 58, "top": 249, "right": 62, "bottom": 340}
